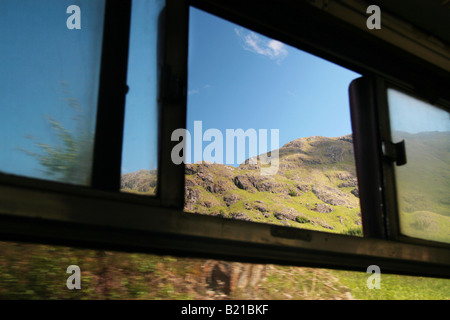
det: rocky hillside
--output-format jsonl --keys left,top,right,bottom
{"left": 122, "top": 134, "right": 362, "bottom": 235}
{"left": 121, "top": 169, "right": 157, "bottom": 195}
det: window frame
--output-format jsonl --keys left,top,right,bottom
{"left": 350, "top": 75, "right": 450, "bottom": 249}
{"left": 382, "top": 79, "right": 450, "bottom": 248}
{"left": 0, "top": 0, "right": 449, "bottom": 279}
{"left": 91, "top": 0, "right": 132, "bottom": 192}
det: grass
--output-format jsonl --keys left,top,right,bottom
{"left": 0, "top": 241, "right": 449, "bottom": 300}
{"left": 393, "top": 131, "right": 450, "bottom": 217}
{"left": 330, "top": 269, "right": 450, "bottom": 300}
{"left": 190, "top": 184, "right": 362, "bottom": 234}
{"left": 400, "top": 210, "right": 450, "bottom": 244}
{"left": 249, "top": 265, "right": 353, "bottom": 300}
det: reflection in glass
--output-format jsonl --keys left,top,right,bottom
{"left": 120, "top": 0, "right": 163, "bottom": 196}
{"left": 388, "top": 88, "right": 450, "bottom": 244}
{"left": 0, "top": 0, "right": 105, "bottom": 185}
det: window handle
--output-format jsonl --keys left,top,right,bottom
{"left": 383, "top": 140, "right": 407, "bottom": 166}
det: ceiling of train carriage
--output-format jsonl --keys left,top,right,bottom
{"left": 370, "top": 0, "right": 450, "bottom": 44}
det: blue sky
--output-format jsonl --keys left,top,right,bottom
{"left": 0, "top": 1, "right": 361, "bottom": 182}
{"left": 186, "top": 7, "right": 361, "bottom": 166}
{"left": 0, "top": 0, "right": 104, "bottom": 182}
{"left": 388, "top": 88, "right": 450, "bottom": 136}
{"left": 121, "top": 0, "right": 163, "bottom": 174}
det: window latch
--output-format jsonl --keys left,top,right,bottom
{"left": 383, "top": 140, "right": 407, "bottom": 166}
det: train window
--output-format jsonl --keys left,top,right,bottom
{"left": 120, "top": 0, "right": 163, "bottom": 196}
{"left": 0, "top": 0, "right": 105, "bottom": 186}
{"left": 350, "top": 75, "right": 450, "bottom": 249}
{"left": 0, "top": 0, "right": 449, "bottom": 280}
{"left": 387, "top": 88, "right": 450, "bottom": 244}
{"left": 184, "top": 7, "right": 362, "bottom": 236}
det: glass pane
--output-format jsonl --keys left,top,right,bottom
{"left": 183, "top": 8, "right": 362, "bottom": 236}
{"left": 388, "top": 88, "right": 450, "bottom": 244}
{"left": 120, "top": 0, "right": 163, "bottom": 196}
{"left": 0, "top": 240, "right": 449, "bottom": 300}
{"left": 0, "top": 0, "right": 105, "bottom": 186}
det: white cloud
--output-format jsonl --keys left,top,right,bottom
{"left": 235, "top": 28, "right": 288, "bottom": 63}
{"left": 188, "top": 85, "right": 211, "bottom": 96}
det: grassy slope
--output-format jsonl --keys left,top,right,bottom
{"left": 184, "top": 135, "right": 363, "bottom": 235}
{"left": 393, "top": 131, "right": 450, "bottom": 243}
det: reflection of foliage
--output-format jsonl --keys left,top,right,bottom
{"left": 19, "top": 82, "right": 93, "bottom": 185}
{"left": 1, "top": 241, "right": 449, "bottom": 300}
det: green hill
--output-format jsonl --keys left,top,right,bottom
{"left": 121, "top": 131, "right": 450, "bottom": 242}
{"left": 122, "top": 134, "right": 363, "bottom": 235}
{"left": 392, "top": 131, "right": 450, "bottom": 243}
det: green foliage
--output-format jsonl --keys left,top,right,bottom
{"left": 19, "top": 84, "right": 93, "bottom": 185}
{"left": 24, "top": 116, "right": 93, "bottom": 184}
{"left": 295, "top": 215, "right": 310, "bottom": 224}
{"left": 343, "top": 227, "right": 363, "bottom": 237}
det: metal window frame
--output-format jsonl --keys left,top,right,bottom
{"left": 91, "top": 0, "right": 132, "bottom": 192}
{"left": 0, "top": 0, "right": 449, "bottom": 279}
{"left": 350, "top": 76, "right": 450, "bottom": 250}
